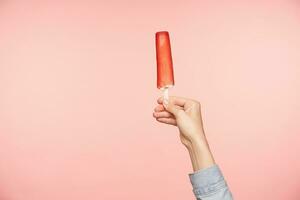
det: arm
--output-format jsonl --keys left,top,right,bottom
{"left": 187, "top": 138, "right": 233, "bottom": 200}
{"left": 153, "top": 96, "right": 233, "bottom": 200}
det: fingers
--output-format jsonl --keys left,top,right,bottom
{"left": 153, "top": 106, "right": 177, "bottom": 126}
{"left": 153, "top": 111, "right": 173, "bottom": 118}
{"left": 155, "top": 96, "right": 192, "bottom": 118}
{"left": 154, "top": 104, "right": 183, "bottom": 112}
{"left": 157, "top": 96, "right": 194, "bottom": 107}
{"left": 165, "top": 103, "right": 185, "bottom": 117}
{"left": 156, "top": 96, "right": 188, "bottom": 117}
{"left": 154, "top": 104, "right": 165, "bottom": 112}
{"left": 155, "top": 117, "right": 177, "bottom": 126}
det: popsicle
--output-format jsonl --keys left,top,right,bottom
{"left": 155, "top": 31, "right": 175, "bottom": 106}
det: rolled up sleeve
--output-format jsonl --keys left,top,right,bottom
{"left": 189, "top": 164, "right": 233, "bottom": 200}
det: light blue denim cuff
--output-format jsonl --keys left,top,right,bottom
{"left": 189, "top": 164, "right": 227, "bottom": 197}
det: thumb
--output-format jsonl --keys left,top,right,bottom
{"left": 164, "top": 100, "right": 181, "bottom": 117}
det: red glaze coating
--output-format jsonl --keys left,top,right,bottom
{"left": 156, "top": 31, "right": 174, "bottom": 89}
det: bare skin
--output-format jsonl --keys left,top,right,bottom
{"left": 153, "top": 96, "right": 215, "bottom": 172}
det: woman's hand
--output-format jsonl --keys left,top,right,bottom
{"left": 153, "top": 96, "right": 215, "bottom": 171}
{"left": 153, "top": 96, "right": 207, "bottom": 148}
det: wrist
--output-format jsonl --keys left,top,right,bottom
{"left": 186, "top": 134, "right": 209, "bottom": 151}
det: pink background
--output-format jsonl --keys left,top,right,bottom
{"left": 0, "top": 1, "right": 300, "bottom": 199}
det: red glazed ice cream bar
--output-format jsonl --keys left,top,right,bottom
{"left": 156, "top": 31, "right": 175, "bottom": 90}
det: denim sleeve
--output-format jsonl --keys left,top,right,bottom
{"left": 189, "top": 164, "right": 233, "bottom": 200}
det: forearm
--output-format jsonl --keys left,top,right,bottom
{"left": 186, "top": 135, "right": 216, "bottom": 172}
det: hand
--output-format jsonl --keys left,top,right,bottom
{"left": 153, "top": 96, "right": 208, "bottom": 148}
{"left": 153, "top": 96, "right": 215, "bottom": 171}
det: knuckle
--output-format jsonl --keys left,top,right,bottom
{"left": 194, "top": 101, "right": 201, "bottom": 108}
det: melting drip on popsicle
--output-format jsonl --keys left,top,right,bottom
{"left": 155, "top": 31, "right": 175, "bottom": 106}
